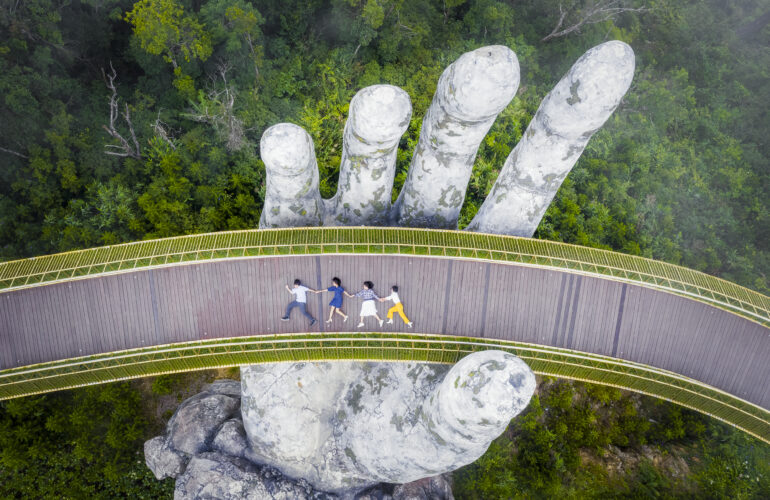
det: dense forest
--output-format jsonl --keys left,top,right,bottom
{"left": 0, "top": 0, "right": 768, "bottom": 293}
{"left": 1, "top": 0, "right": 769, "bottom": 497}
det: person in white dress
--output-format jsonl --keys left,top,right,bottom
{"left": 345, "top": 281, "right": 383, "bottom": 328}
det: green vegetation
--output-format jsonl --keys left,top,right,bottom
{"left": 1, "top": 0, "right": 768, "bottom": 496}
{"left": 454, "top": 379, "right": 770, "bottom": 499}
{"left": 0, "top": 383, "right": 173, "bottom": 497}
{"left": 0, "top": 0, "right": 767, "bottom": 294}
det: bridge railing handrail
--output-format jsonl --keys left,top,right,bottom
{"left": 0, "top": 332, "right": 768, "bottom": 444}
{"left": 0, "top": 227, "right": 767, "bottom": 326}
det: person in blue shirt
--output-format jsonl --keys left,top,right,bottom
{"left": 314, "top": 277, "right": 349, "bottom": 324}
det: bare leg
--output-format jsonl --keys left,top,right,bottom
{"left": 327, "top": 307, "right": 335, "bottom": 323}
{"left": 335, "top": 309, "right": 348, "bottom": 320}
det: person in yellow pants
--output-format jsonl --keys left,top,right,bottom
{"left": 380, "top": 285, "right": 413, "bottom": 327}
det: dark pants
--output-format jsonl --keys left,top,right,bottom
{"left": 285, "top": 300, "right": 314, "bottom": 322}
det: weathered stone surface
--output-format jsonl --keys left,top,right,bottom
{"left": 145, "top": 435, "right": 188, "bottom": 480}
{"left": 211, "top": 418, "right": 265, "bottom": 464}
{"left": 352, "top": 474, "right": 452, "bottom": 500}
{"left": 394, "top": 46, "right": 519, "bottom": 229}
{"left": 240, "top": 350, "right": 535, "bottom": 494}
{"left": 167, "top": 393, "right": 240, "bottom": 455}
{"left": 467, "top": 41, "right": 635, "bottom": 236}
{"left": 325, "top": 85, "right": 412, "bottom": 226}
{"left": 174, "top": 452, "right": 325, "bottom": 500}
{"left": 392, "top": 475, "right": 453, "bottom": 500}
{"left": 259, "top": 123, "right": 324, "bottom": 229}
{"left": 203, "top": 379, "right": 242, "bottom": 397}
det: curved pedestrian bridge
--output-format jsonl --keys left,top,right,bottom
{"left": 0, "top": 228, "right": 768, "bottom": 443}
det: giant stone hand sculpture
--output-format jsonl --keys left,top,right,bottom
{"left": 240, "top": 351, "right": 536, "bottom": 494}
{"left": 146, "top": 40, "right": 637, "bottom": 499}
{"left": 259, "top": 40, "right": 634, "bottom": 236}
{"left": 145, "top": 351, "right": 536, "bottom": 498}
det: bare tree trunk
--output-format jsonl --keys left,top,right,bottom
{"left": 102, "top": 62, "right": 142, "bottom": 159}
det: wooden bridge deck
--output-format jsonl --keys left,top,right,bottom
{"left": 2, "top": 254, "right": 768, "bottom": 410}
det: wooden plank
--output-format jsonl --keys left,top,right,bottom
{"left": 1, "top": 254, "right": 768, "bottom": 411}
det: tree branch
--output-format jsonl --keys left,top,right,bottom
{"left": 184, "top": 62, "right": 245, "bottom": 152}
{"left": 151, "top": 110, "right": 177, "bottom": 150}
{"left": 101, "top": 62, "right": 142, "bottom": 159}
{"left": 542, "top": 1, "right": 648, "bottom": 42}
{"left": 0, "top": 146, "right": 28, "bottom": 159}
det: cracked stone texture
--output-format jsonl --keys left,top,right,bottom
{"left": 211, "top": 418, "right": 267, "bottom": 465}
{"left": 167, "top": 392, "right": 240, "bottom": 455}
{"left": 391, "top": 474, "right": 454, "bottom": 500}
{"left": 145, "top": 380, "right": 463, "bottom": 499}
{"left": 354, "top": 474, "right": 453, "bottom": 500}
{"left": 393, "top": 45, "right": 519, "bottom": 229}
{"left": 145, "top": 435, "right": 188, "bottom": 480}
{"left": 325, "top": 85, "right": 412, "bottom": 226}
{"left": 259, "top": 123, "right": 324, "bottom": 229}
{"left": 240, "top": 350, "right": 535, "bottom": 494}
{"left": 174, "top": 452, "right": 326, "bottom": 500}
{"left": 467, "top": 41, "right": 635, "bottom": 236}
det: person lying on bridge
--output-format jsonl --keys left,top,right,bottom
{"left": 314, "top": 277, "right": 349, "bottom": 324}
{"left": 380, "top": 285, "right": 413, "bottom": 328}
{"left": 346, "top": 281, "right": 383, "bottom": 328}
{"left": 281, "top": 279, "right": 316, "bottom": 326}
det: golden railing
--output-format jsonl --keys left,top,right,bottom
{"left": 0, "top": 333, "right": 767, "bottom": 444}
{"left": 1, "top": 227, "right": 767, "bottom": 326}
{"left": 1, "top": 228, "right": 768, "bottom": 442}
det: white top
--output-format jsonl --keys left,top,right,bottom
{"left": 291, "top": 285, "right": 310, "bottom": 303}
{"left": 385, "top": 292, "right": 401, "bottom": 304}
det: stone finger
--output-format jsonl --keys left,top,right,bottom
{"left": 467, "top": 41, "right": 635, "bottom": 236}
{"left": 324, "top": 85, "right": 412, "bottom": 226}
{"left": 394, "top": 45, "right": 520, "bottom": 229}
{"left": 259, "top": 123, "right": 324, "bottom": 229}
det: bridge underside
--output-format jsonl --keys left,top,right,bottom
{"left": 1, "top": 253, "right": 768, "bottom": 442}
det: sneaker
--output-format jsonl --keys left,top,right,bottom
{"left": 281, "top": 316, "right": 289, "bottom": 321}
{"left": 408, "top": 322, "right": 413, "bottom": 328}
{"left": 357, "top": 322, "right": 364, "bottom": 328}
{"left": 343, "top": 315, "right": 348, "bottom": 322}
{"left": 326, "top": 319, "right": 333, "bottom": 324}
{"left": 310, "top": 319, "right": 316, "bottom": 326}
{"left": 378, "top": 319, "right": 384, "bottom": 327}
{"left": 386, "top": 319, "right": 393, "bottom": 324}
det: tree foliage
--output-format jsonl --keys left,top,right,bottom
{"left": 0, "top": 383, "right": 173, "bottom": 497}
{"left": 0, "top": 0, "right": 768, "bottom": 494}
